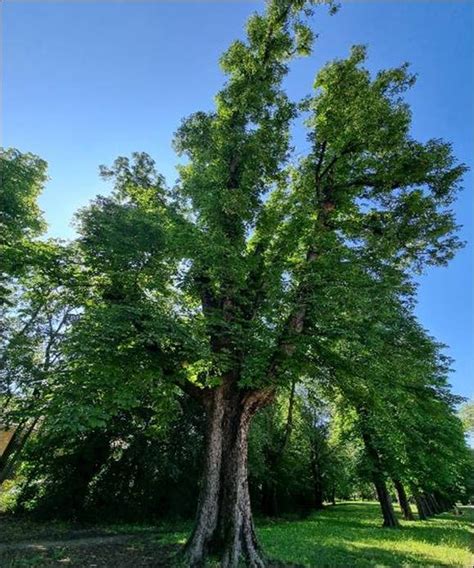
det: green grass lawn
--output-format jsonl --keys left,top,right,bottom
{"left": 257, "top": 502, "right": 474, "bottom": 567}
{"left": 1, "top": 502, "right": 472, "bottom": 566}
{"left": 159, "top": 501, "right": 474, "bottom": 567}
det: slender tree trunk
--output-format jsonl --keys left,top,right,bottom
{"left": 311, "top": 463, "right": 324, "bottom": 510}
{"left": 393, "top": 479, "right": 414, "bottom": 521}
{"left": 360, "top": 428, "right": 399, "bottom": 528}
{"left": 185, "top": 385, "right": 272, "bottom": 568}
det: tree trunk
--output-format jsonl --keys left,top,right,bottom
{"left": 185, "top": 386, "right": 272, "bottom": 567}
{"left": 393, "top": 479, "right": 414, "bottom": 521}
{"left": 0, "top": 418, "right": 38, "bottom": 484}
{"left": 312, "top": 465, "right": 324, "bottom": 510}
{"left": 359, "top": 427, "right": 399, "bottom": 528}
{"left": 421, "top": 494, "right": 435, "bottom": 517}
{"left": 373, "top": 476, "right": 400, "bottom": 528}
{"left": 414, "top": 493, "right": 428, "bottom": 520}
{"left": 427, "top": 493, "right": 441, "bottom": 515}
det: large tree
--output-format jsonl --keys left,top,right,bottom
{"left": 31, "top": 1, "right": 465, "bottom": 565}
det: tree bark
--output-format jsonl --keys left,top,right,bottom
{"left": 373, "top": 477, "right": 399, "bottom": 528}
{"left": 421, "top": 494, "right": 435, "bottom": 517}
{"left": 393, "top": 479, "right": 414, "bottom": 521}
{"left": 185, "top": 385, "right": 273, "bottom": 567}
{"left": 360, "top": 427, "right": 399, "bottom": 528}
{"left": 414, "top": 493, "right": 428, "bottom": 520}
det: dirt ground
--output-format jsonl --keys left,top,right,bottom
{"left": 0, "top": 515, "right": 180, "bottom": 567}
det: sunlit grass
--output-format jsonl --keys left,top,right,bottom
{"left": 158, "top": 501, "right": 473, "bottom": 566}
{"left": 257, "top": 501, "right": 474, "bottom": 567}
{"left": 1, "top": 502, "right": 471, "bottom": 566}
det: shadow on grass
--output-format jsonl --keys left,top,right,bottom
{"left": 1, "top": 503, "right": 471, "bottom": 567}
{"left": 257, "top": 502, "right": 473, "bottom": 567}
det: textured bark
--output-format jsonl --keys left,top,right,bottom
{"left": 373, "top": 477, "right": 400, "bottom": 528}
{"left": 185, "top": 386, "right": 273, "bottom": 567}
{"left": 393, "top": 479, "right": 414, "bottom": 521}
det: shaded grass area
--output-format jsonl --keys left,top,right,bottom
{"left": 0, "top": 502, "right": 472, "bottom": 566}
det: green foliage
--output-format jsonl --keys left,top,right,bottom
{"left": 0, "top": 148, "right": 48, "bottom": 305}
{"left": 459, "top": 400, "right": 474, "bottom": 435}
{"left": 12, "top": 395, "right": 205, "bottom": 521}
{"left": 0, "top": 148, "right": 46, "bottom": 244}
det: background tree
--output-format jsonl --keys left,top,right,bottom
{"left": 0, "top": 149, "right": 47, "bottom": 306}
{"left": 459, "top": 400, "right": 474, "bottom": 435}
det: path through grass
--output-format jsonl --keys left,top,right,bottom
{"left": 1, "top": 502, "right": 472, "bottom": 566}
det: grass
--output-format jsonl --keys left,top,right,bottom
{"left": 157, "top": 502, "right": 474, "bottom": 567}
{"left": 0, "top": 502, "right": 472, "bottom": 566}
{"left": 257, "top": 501, "right": 474, "bottom": 567}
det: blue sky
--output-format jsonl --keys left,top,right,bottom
{"left": 3, "top": 1, "right": 473, "bottom": 399}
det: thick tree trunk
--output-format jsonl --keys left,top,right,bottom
{"left": 373, "top": 477, "right": 400, "bottom": 528}
{"left": 185, "top": 386, "right": 272, "bottom": 568}
{"left": 393, "top": 479, "right": 414, "bottom": 521}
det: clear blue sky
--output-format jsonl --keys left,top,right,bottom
{"left": 3, "top": 1, "right": 473, "bottom": 400}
